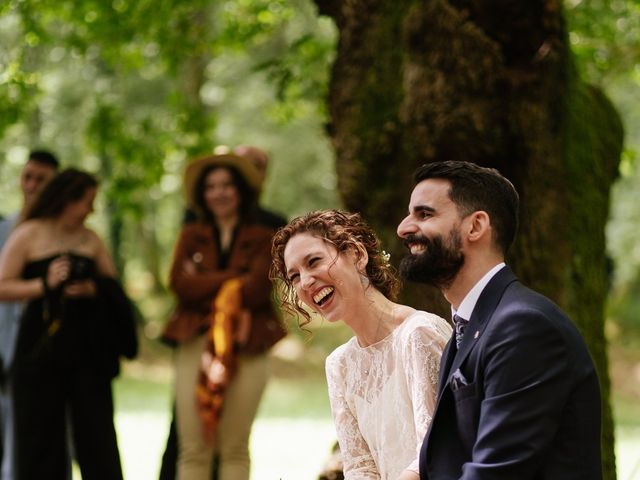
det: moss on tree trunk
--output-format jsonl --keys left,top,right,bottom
{"left": 315, "top": 0, "right": 622, "bottom": 477}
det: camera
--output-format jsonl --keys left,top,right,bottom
{"left": 66, "top": 255, "right": 93, "bottom": 282}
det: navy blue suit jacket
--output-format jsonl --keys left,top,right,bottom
{"left": 419, "top": 266, "right": 602, "bottom": 480}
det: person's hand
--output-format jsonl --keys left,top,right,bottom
{"left": 181, "top": 259, "right": 197, "bottom": 276}
{"left": 63, "top": 279, "right": 97, "bottom": 298}
{"left": 46, "top": 256, "right": 71, "bottom": 290}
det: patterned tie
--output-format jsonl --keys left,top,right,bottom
{"left": 453, "top": 314, "right": 469, "bottom": 349}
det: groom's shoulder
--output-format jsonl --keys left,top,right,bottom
{"left": 505, "top": 276, "right": 558, "bottom": 305}
{"left": 500, "top": 279, "right": 567, "bottom": 319}
{"left": 494, "top": 281, "right": 596, "bottom": 372}
{"left": 496, "top": 280, "right": 591, "bottom": 349}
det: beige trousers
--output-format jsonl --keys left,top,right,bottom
{"left": 174, "top": 334, "right": 269, "bottom": 480}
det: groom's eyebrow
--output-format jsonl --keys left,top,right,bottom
{"left": 411, "top": 205, "right": 436, "bottom": 215}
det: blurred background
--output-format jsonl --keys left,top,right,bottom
{"left": 1, "top": 0, "right": 639, "bottom": 478}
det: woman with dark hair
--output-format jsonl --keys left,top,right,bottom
{"left": 161, "top": 154, "right": 285, "bottom": 480}
{"left": 271, "top": 210, "right": 451, "bottom": 480}
{"left": 0, "top": 168, "right": 133, "bottom": 479}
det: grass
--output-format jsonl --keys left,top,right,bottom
{"left": 106, "top": 366, "right": 640, "bottom": 480}
{"left": 71, "top": 323, "right": 640, "bottom": 480}
{"left": 616, "top": 426, "right": 640, "bottom": 480}
{"left": 615, "top": 411, "right": 640, "bottom": 479}
{"left": 96, "top": 328, "right": 343, "bottom": 480}
{"left": 108, "top": 359, "right": 336, "bottom": 480}
{"left": 610, "top": 346, "right": 640, "bottom": 480}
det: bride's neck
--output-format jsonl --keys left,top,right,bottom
{"left": 352, "top": 292, "right": 401, "bottom": 347}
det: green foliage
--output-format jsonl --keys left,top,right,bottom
{"left": 3, "top": 0, "right": 636, "bottom": 337}
{"left": 609, "top": 276, "right": 640, "bottom": 335}
{"left": 219, "top": 0, "right": 295, "bottom": 46}
{"left": 0, "top": 0, "right": 337, "bottom": 326}
{"left": 566, "top": 0, "right": 640, "bottom": 341}
{"left": 607, "top": 145, "right": 640, "bottom": 337}
{"left": 566, "top": 0, "right": 640, "bottom": 83}
{"left": 0, "top": 13, "right": 38, "bottom": 137}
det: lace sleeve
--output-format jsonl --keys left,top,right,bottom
{"left": 402, "top": 315, "right": 451, "bottom": 474}
{"left": 325, "top": 349, "right": 380, "bottom": 480}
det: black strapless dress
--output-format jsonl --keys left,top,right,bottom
{"left": 16, "top": 254, "right": 97, "bottom": 368}
{"left": 11, "top": 254, "right": 123, "bottom": 480}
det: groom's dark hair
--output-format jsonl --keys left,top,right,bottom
{"left": 413, "top": 161, "right": 519, "bottom": 255}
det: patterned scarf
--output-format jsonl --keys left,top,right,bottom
{"left": 195, "top": 278, "right": 244, "bottom": 442}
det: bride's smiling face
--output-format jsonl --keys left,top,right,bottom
{"left": 283, "top": 232, "right": 363, "bottom": 322}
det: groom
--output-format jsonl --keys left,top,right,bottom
{"left": 397, "top": 161, "right": 602, "bottom": 479}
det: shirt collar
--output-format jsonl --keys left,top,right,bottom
{"left": 452, "top": 262, "right": 506, "bottom": 321}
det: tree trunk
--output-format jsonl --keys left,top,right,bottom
{"left": 175, "top": 8, "right": 216, "bottom": 157}
{"left": 89, "top": 102, "right": 126, "bottom": 277}
{"left": 315, "top": 1, "right": 622, "bottom": 477}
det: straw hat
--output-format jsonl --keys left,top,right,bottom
{"left": 183, "top": 153, "right": 262, "bottom": 212}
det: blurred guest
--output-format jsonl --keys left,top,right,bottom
{"left": 161, "top": 146, "right": 287, "bottom": 480}
{"left": 183, "top": 145, "right": 287, "bottom": 230}
{"left": 0, "top": 150, "right": 58, "bottom": 480}
{"left": 0, "top": 168, "right": 136, "bottom": 480}
{"left": 162, "top": 154, "right": 285, "bottom": 480}
{"left": 232, "top": 145, "right": 287, "bottom": 230}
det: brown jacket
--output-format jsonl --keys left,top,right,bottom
{"left": 162, "top": 222, "right": 285, "bottom": 354}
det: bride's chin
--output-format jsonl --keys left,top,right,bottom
{"left": 321, "top": 307, "right": 344, "bottom": 323}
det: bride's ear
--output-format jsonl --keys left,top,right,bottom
{"left": 352, "top": 243, "right": 369, "bottom": 274}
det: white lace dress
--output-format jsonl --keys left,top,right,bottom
{"left": 325, "top": 311, "right": 452, "bottom": 480}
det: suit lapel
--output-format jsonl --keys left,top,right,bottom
{"left": 437, "top": 333, "right": 456, "bottom": 396}
{"left": 447, "top": 266, "right": 518, "bottom": 380}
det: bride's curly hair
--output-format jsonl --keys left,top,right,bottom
{"left": 270, "top": 209, "right": 400, "bottom": 325}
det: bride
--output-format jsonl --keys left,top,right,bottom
{"left": 271, "top": 210, "right": 451, "bottom": 480}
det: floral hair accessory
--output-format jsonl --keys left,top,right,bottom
{"left": 381, "top": 250, "right": 391, "bottom": 265}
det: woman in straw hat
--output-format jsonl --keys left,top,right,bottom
{"left": 161, "top": 154, "right": 285, "bottom": 480}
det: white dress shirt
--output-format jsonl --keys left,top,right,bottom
{"left": 452, "top": 262, "right": 506, "bottom": 321}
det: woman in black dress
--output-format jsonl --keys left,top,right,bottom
{"left": 0, "top": 168, "right": 129, "bottom": 480}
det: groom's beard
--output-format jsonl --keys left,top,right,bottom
{"left": 399, "top": 230, "right": 464, "bottom": 290}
